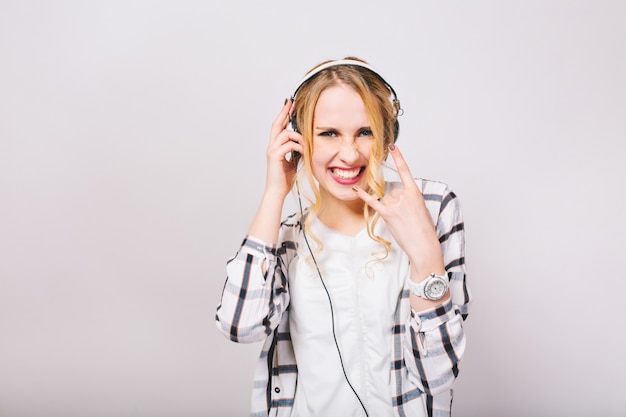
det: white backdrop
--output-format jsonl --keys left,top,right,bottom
{"left": 1, "top": 1, "right": 625, "bottom": 416}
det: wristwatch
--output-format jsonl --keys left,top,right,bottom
{"left": 408, "top": 273, "right": 449, "bottom": 300}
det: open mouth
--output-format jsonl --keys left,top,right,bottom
{"left": 330, "top": 167, "right": 365, "bottom": 181}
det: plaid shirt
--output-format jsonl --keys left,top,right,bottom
{"left": 216, "top": 179, "right": 471, "bottom": 417}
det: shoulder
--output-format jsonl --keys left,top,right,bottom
{"left": 280, "top": 210, "right": 307, "bottom": 230}
{"left": 419, "top": 179, "right": 460, "bottom": 213}
{"left": 386, "top": 179, "right": 461, "bottom": 224}
{"left": 385, "top": 178, "right": 456, "bottom": 199}
{"left": 279, "top": 211, "right": 305, "bottom": 242}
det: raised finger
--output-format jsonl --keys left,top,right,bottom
{"left": 388, "top": 144, "right": 419, "bottom": 192}
{"left": 270, "top": 98, "right": 293, "bottom": 139}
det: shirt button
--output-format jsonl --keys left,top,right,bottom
{"left": 274, "top": 387, "right": 281, "bottom": 394}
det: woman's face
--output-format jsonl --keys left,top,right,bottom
{"left": 311, "top": 83, "right": 374, "bottom": 207}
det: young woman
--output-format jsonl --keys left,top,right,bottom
{"left": 216, "top": 57, "right": 471, "bottom": 417}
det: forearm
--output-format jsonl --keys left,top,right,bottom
{"left": 407, "top": 228, "right": 449, "bottom": 312}
{"left": 403, "top": 181, "right": 469, "bottom": 395}
{"left": 247, "top": 190, "right": 286, "bottom": 244}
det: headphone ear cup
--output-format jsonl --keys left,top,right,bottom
{"left": 393, "top": 118, "right": 399, "bottom": 143}
{"left": 291, "top": 113, "right": 300, "bottom": 133}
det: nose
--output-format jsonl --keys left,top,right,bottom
{"left": 338, "top": 138, "right": 359, "bottom": 164}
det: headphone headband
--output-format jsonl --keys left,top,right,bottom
{"left": 291, "top": 59, "right": 401, "bottom": 114}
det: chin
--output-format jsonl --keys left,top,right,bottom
{"left": 328, "top": 188, "right": 362, "bottom": 202}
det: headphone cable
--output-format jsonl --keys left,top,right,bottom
{"left": 295, "top": 184, "right": 370, "bottom": 417}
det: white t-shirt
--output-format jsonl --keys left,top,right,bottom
{"left": 288, "top": 215, "right": 410, "bottom": 417}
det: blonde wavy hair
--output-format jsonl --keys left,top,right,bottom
{"left": 292, "top": 57, "right": 400, "bottom": 258}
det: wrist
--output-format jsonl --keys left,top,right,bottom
{"left": 405, "top": 233, "right": 443, "bottom": 265}
{"left": 408, "top": 251, "right": 445, "bottom": 283}
{"left": 262, "top": 187, "right": 289, "bottom": 202}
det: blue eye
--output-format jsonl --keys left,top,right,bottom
{"left": 359, "top": 129, "right": 373, "bottom": 137}
{"left": 318, "top": 130, "right": 337, "bottom": 137}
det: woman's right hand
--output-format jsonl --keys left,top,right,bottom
{"left": 264, "top": 99, "right": 304, "bottom": 199}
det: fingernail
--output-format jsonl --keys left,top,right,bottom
{"left": 352, "top": 185, "right": 359, "bottom": 192}
{"left": 284, "top": 98, "right": 289, "bottom": 105}
{"left": 389, "top": 143, "right": 396, "bottom": 151}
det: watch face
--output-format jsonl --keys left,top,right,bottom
{"left": 425, "top": 277, "right": 448, "bottom": 300}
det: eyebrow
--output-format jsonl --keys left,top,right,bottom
{"left": 314, "top": 126, "right": 371, "bottom": 130}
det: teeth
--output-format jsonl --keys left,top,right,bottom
{"left": 332, "top": 168, "right": 361, "bottom": 179}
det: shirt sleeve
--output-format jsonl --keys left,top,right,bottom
{"left": 215, "top": 235, "right": 291, "bottom": 344}
{"left": 403, "top": 183, "right": 471, "bottom": 396}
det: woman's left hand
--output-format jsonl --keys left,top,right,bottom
{"left": 353, "top": 144, "right": 445, "bottom": 275}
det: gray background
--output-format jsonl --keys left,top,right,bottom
{"left": 1, "top": 1, "right": 625, "bottom": 416}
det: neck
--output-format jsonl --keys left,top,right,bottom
{"left": 317, "top": 192, "right": 367, "bottom": 236}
